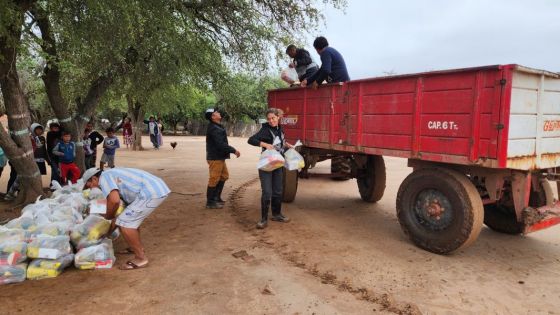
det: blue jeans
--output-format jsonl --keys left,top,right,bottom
{"left": 150, "top": 134, "right": 159, "bottom": 148}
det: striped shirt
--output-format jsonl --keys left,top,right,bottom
{"left": 99, "top": 168, "right": 170, "bottom": 204}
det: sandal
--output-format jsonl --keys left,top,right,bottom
{"left": 119, "top": 260, "right": 149, "bottom": 270}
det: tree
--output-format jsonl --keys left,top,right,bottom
{"left": 0, "top": 1, "right": 44, "bottom": 205}
{"left": 2, "top": 0, "right": 345, "bottom": 203}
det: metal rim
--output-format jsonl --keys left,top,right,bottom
{"left": 413, "top": 189, "right": 454, "bottom": 231}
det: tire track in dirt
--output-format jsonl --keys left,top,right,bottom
{"left": 228, "top": 178, "right": 422, "bottom": 315}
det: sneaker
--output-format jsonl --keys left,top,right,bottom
{"left": 4, "top": 192, "right": 15, "bottom": 201}
{"left": 271, "top": 215, "right": 290, "bottom": 223}
{"left": 256, "top": 220, "right": 268, "bottom": 229}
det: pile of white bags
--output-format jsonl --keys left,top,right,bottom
{"left": 0, "top": 181, "right": 119, "bottom": 285}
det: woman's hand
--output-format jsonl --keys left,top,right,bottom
{"left": 261, "top": 142, "right": 274, "bottom": 150}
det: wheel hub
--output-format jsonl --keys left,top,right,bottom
{"left": 414, "top": 189, "right": 453, "bottom": 230}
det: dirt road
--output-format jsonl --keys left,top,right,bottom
{"left": 1, "top": 136, "right": 559, "bottom": 314}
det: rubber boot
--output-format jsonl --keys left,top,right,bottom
{"left": 270, "top": 196, "right": 290, "bottom": 223}
{"left": 215, "top": 181, "right": 226, "bottom": 205}
{"left": 206, "top": 186, "right": 223, "bottom": 209}
{"left": 257, "top": 199, "right": 270, "bottom": 229}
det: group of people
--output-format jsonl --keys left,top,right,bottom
{"left": 1, "top": 120, "right": 129, "bottom": 200}
{"left": 284, "top": 36, "right": 350, "bottom": 88}
{"left": 205, "top": 36, "right": 350, "bottom": 229}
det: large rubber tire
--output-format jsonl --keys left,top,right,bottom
{"left": 396, "top": 168, "right": 484, "bottom": 254}
{"left": 331, "top": 156, "right": 352, "bottom": 181}
{"left": 357, "top": 155, "right": 386, "bottom": 202}
{"left": 282, "top": 168, "right": 298, "bottom": 203}
{"left": 484, "top": 180, "right": 553, "bottom": 234}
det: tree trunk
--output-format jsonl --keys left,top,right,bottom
{"left": 127, "top": 94, "right": 144, "bottom": 151}
{"left": 0, "top": 7, "right": 44, "bottom": 206}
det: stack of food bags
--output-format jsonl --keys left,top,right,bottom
{"left": 257, "top": 149, "right": 286, "bottom": 172}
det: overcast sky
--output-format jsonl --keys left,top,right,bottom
{"left": 302, "top": 0, "right": 560, "bottom": 79}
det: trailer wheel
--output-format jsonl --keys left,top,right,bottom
{"left": 282, "top": 168, "right": 298, "bottom": 203}
{"left": 331, "top": 156, "right": 352, "bottom": 181}
{"left": 484, "top": 180, "right": 553, "bottom": 234}
{"left": 357, "top": 155, "right": 386, "bottom": 202}
{"left": 396, "top": 168, "right": 484, "bottom": 254}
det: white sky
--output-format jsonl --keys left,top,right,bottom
{"left": 302, "top": 0, "right": 560, "bottom": 79}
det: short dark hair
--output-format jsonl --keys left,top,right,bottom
{"left": 62, "top": 131, "right": 71, "bottom": 136}
{"left": 285, "top": 44, "right": 296, "bottom": 53}
{"left": 106, "top": 127, "right": 115, "bottom": 133}
{"left": 313, "top": 36, "right": 329, "bottom": 50}
{"left": 50, "top": 122, "right": 60, "bottom": 129}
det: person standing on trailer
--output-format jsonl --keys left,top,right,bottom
{"left": 248, "top": 108, "right": 293, "bottom": 229}
{"left": 301, "top": 36, "right": 350, "bottom": 88}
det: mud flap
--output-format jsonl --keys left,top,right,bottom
{"left": 522, "top": 202, "right": 560, "bottom": 234}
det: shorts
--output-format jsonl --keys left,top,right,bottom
{"left": 100, "top": 153, "right": 115, "bottom": 167}
{"left": 116, "top": 195, "right": 168, "bottom": 229}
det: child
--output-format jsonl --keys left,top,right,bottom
{"left": 122, "top": 117, "right": 133, "bottom": 149}
{"left": 52, "top": 131, "right": 81, "bottom": 184}
{"left": 46, "top": 122, "right": 62, "bottom": 185}
{"left": 100, "top": 127, "right": 120, "bottom": 170}
{"left": 30, "top": 123, "right": 49, "bottom": 177}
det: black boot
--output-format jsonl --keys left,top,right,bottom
{"left": 257, "top": 199, "right": 270, "bottom": 229}
{"left": 206, "top": 186, "right": 223, "bottom": 209}
{"left": 215, "top": 181, "right": 226, "bottom": 205}
{"left": 270, "top": 197, "right": 290, "bottom": 223}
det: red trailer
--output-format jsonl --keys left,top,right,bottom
{"left": 268, "top": 64, "right": 560, "bottom": 254}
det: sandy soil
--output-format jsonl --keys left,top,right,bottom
{"left": 1, "top": 136, "right": 559, "bottom": 314}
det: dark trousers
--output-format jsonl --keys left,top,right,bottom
{"left": 259, "top": 168, "right": 283, "bottom": 220}
{"left": 7, "top": 161, "right": 17, "bottom": 192}
{"left": 50, "top": 161, "right": 60, "bottom": 184}
{"left": 150, "top": 134, "right": 159, "bottom": 148}
{"left": 84, "top": 154, "right": 96, "bottom": 169}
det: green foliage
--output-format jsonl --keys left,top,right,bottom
{"left": 214, "top": 73, "right": 287, "bottom": 122}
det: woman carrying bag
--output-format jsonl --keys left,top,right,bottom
{"left": 248, "top": 108, "right": 293, "bottom": 229}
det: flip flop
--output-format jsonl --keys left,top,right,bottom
{"left": 120, "top": 260, "right": 149, "bottom": 270}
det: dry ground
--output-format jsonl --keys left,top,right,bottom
{"left": 1, "top": 136, "right": 559, "bottom": 314}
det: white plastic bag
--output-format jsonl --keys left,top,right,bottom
{"left": 280, "top": 68, "right": 298, "bottom": 84}
{"left": 0, "top": 241, "right": 27, "bottom": 265}
{"left": 74, "top": 239, "right": 116, "bottom": 270}
{"left": 27, "top": 254, "right": 74, "bottom": 280}
{"left": 0, "top": 263, "right": 27, "bottom": 284}
{"left": 257, "top": 149, "right": 285, "bottom": 172}
{"left": 70, "top": 215, "right": 111, "bottom": 249}
{"left": 284, "top": 148, "right": 305, "bottom": 171}
{"left": 27, "top": 235, "right": 72, "bottom": 259}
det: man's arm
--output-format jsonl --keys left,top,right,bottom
{"left": 210, "top": 127, "right": 237, "bottom": 155}
{"left": 93, "top": 132, "right": 104, "bottom": 145}
{"left": 104, "top": 190, "right": 121, "bottom": 220}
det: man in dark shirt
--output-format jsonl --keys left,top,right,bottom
{"left": 205, "top": 108, "right": 240, "bottom": 209}
{"left": 285, "top": 44, "right": 319, "bottom": 82}
{"left": 302, "top": 36, "right": 350, "bottom": 88}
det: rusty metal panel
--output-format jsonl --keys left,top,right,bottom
{"left": 507, "top": 68, "right": 560, "bottom": 170}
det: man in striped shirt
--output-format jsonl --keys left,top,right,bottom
{"left": 83, "top": 167, "right": 170, "bottom": 270}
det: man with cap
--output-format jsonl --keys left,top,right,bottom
{"left": 205, "top": 108, "right": 240, "bottom": 209}
{"left": 82, "top": 167, "right": 170, "bottom": 270}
